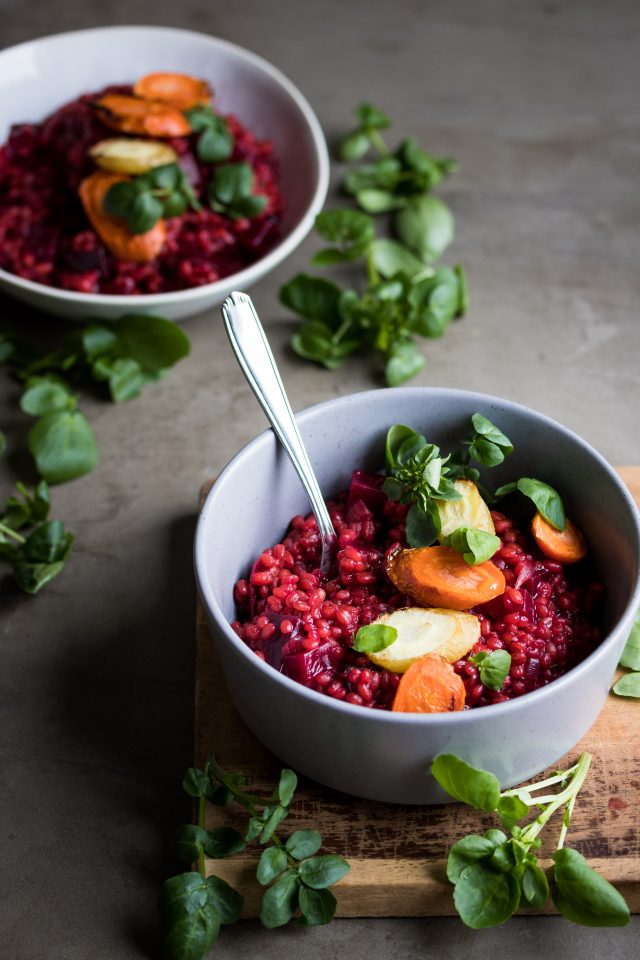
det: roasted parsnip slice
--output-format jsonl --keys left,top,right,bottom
{"left": 90, "top": 138, "right": 178, "bottom": 175}
{"left": 437, "top": 479, "right": 495, "bottom": 542}
{"left": 366, "top": 606, "right": 481, "bottom": 673}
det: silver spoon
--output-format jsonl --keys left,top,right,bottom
{"left": 221, "top": 291, "right": 337, "bottom": 574}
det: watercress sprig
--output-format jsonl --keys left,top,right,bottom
{"left": 206, "top": 162, "right": 268, "bottom": 220}
{"left": 281, "top": 105, "right": 467, "bottom": 386}
{"left": 432, "top": 752, "right": 630, "bottom": 928}
{"left": 611, "top": 612, "right": 640, "bottom": 698}
{"left": 161, "top": 758, "right": 350, "bottom": 959}
{"left": 184, "top": 105, "right": 234, "bottom": 163}
{"left": 0, "top": 480, "right": 73, "bottom": 592}
{"left": 104, "top": 163, "right": 201, "bottom": 233}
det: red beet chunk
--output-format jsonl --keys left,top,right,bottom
{"left": 347, "top": 470, "right": 387, "bottom": 512}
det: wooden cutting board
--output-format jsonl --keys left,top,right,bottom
{"left": 195, "top": 467, "right": 640, "bottom": 917}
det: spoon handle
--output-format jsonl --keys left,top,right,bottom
{"left": 221, "top": 292, "right": 337, "bottom": 568}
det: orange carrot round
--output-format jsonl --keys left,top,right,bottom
{"left": 392, "top": 653, "right": 466, "bottom": 713}
{"left": 133, "top": 72, "right": 212, "bottom": 109}
{"left": 94, "top": 94, "right": 192, "bottom": 138}
{"left": 386, "top": 545, "right": 506, "bottom": 611}
{"left": 78, "top": 171, "right": 166, "bottom": 263}
{"left": 531, "top": 513, "right": 587, "bottom": 564}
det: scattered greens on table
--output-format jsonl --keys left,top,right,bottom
{"left": 383, "top": 413, "right": 566, "bottom": 560}
{"left": 0, "top": 315, "right": 190, "bottom": 592}
{"left": 611, "top": 611, "right": 640, "bottom": 698}
{"left": 280, "top": 103, "right": 468, "bottom": 386}
{"left": 432, "top": 752, "right": 630, "bottom": 928}
{"left": 160, "top": 757, "right": 350, "bottom": 959}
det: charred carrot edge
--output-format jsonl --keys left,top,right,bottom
{"left": 531, "top": 513, "right": 587, "bottom": 564}
{"left": 133, "top": 72, "right": 212, "bottom": 109}
{"left": 78, "top": 170, "right": 166, "bottom": 264}
{"left": 387, "top": 545, "right": 506, "bottom": 611}
{"left": 94, "top": 94, "right": 192, "bottom": 138}
{"left": 392, "top": 653, "right": 466, "bottom": 713}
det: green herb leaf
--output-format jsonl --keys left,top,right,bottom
{"left": 385, "top": 338, "right": 425, "bottom": 386}
{"left": 453, "top": 862, "right": 520, "bottom": 928}
{"left": 353, "top": 623, "right": 397, "bottom": 653}
{"left": 182, "top": 768, "right": 213, "bottom": 799}
{"left": 20, "top": 376, "right": 74, "bottom": 416}
{"left": 431, "top": 754, "right": 501, "bottom": 812}
{"left": 259, "top": 870, "right": 301, "bottom": 928}
{"left": 552, "top": 848, "right": 630, "bottom": 926}
{"left": 355, "top": 103, "right": 391, "bottom": 130}
{"left": 446, "top": 834, "right": 500, "bottom": 883}
{"left": 277, "top": 769, "right": 298, "bottom": 807}
{"left": 385, "top": 424, "right": 427, "bottom": 471}
{"left": 204, "top": 827, "right": 246, "bottom": 858}
{"left": 115, "top": 315, "right": 191, "bottom": 372}
{"left": 259, "top": 805, "right": 289, "bottom": 843}
{"left": 298, "top": 886, "right": 337, "bottom": 925}
{"left": 470, "top": 649, "right": 512, "bottom": 690}
{"left": 516, "top": 478, "right": 566, "bottom": 531}
{"left": 28, "top": 409, "right": 98, "bottom": 484}
{"left": 285, "top": 830, "right": 323, "bottom": 860}
{"left": 394, "top": 196, "right": 454, "bottom": 263}
{"left": 207, "top": 162, "right": 267, "bottom": 219}
{"left": 280, "top": 274, "right": 342, "bottom": 325}
{"left": 495, "top": 793, "right": 529, "bottom": 829}
{"left": 298, "top": 855, "right": 350, "bottom": 890}
{"left": 611, "top": 673, "right": 640, "bottom": 698}
{"left": 619, "top": 614, "right": 640, "bottom": 671}
{"left": 173, "top": 824, "right": 209, "bottom": 863}
{"left": 338, "top": 130, "right": 371, "bottom": 162}
{"left": 445, "top": 527, "right": 501, "bottom": 565}
{"left": 205, "top": 876, "right": 243, "bottom": 925}
{"left": 159, "top": 873, "right": 221, "bottom": 960}
{"left": 405, "top": 501, "right": 439, "bottom": 547}
{"left": 257, "top": 847, "right": 289, "bottom": 885}
{"left": 370, "top": 238, "right": 426, "bottom": 278}
{"left": 521, "top": 862, "right": 549, "bottom": 909}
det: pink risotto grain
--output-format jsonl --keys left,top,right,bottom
{"left": 232, "top": 477, "right": 604, "bottom": 711}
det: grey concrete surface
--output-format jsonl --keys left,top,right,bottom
{"left": 1, "top": 0, "right": 639, "bottom": 957}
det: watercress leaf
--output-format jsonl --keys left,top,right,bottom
{"left": 12, "top": 559, "right": 66, "bottom": 594}
{"left": 182, "top": 768, "right": 213, "bottom": 799}
{"left": 234, "top": 194, "right": 268, "bottom": 219}
{"left": 159, "top": 871, "right": 210, "bottom": 921}
{"left": 208, "top": 162, "right": 253, "bottom": 206}
{"left": 115, "top": 315, "right": 191, "bottom": 372}
{"left": 453, "top": 862, "right": 520, "bottom": 929}
{"left": 521, "top": 861, "right": 549, "bottom": 909}
{"left": 355, "top": 103, "right": 390, "bottom": 130}
{"left": 204, "top": 827, "right": 246, "bottom": 858}
{"left": 343, "top": 157, "right": 402, "bottom": 194}
{"left": 470, "top": 414, "right": 513, "bottom": 452}
{"left": 385, "top": 338, "right": 425, "bottom": 386}
{"left": 619, "top": 615, "right": 640, "bottom": 671}
{"left": 431, "top": 754, "right": 501, "bottom": 812}
{"left": 446, "top": 835, "right": 497, "bottom": 883}
{"left": 280, "top": 274, "right": 343, "bottom": 326}
{"left": 28, "top": 480, "right": 51, "bottom": 523}
{"left": 82, "top": 324, "right": 119, "bottom": 360}
{"left": 370, "top": 238, "right": 426, "bottom": 278}
{"left": 516, "top": 478, "right": 566, "bottom": 531}
{"left": 338, "top": 130, "right": 371, "bottom": 162}
{"left": 257, "top": 847, "right": 289, "bottom": 885}
{"left": 162, "top": 192, "right": 188, "bottom": 219}
{"left": 612, "top": 673, "right": 640, "bottom": 698}
{"left": 468, "top": 438, "right": 506, "bottom": 467}
{"left": 489, "top": 842, "right": 516, "bottom": 874}
{"left": 445, "top": 527, "right": 501, "bottom": 565}
{"left": 477, "top": 649, "right": 512, "bottom": 691}
{"left": 160, "top": 900, "right": 220, "bottom": 960}
{"left": 356, "top": 189, "right": 404, "bottom": 213}
{"left": 129, "top": 191, "right": 164, "bottom": 234}
{"left": 381, "top": 477, "right": 404, "bottom": 502}
{"left": 197, "top": 121, "right": 234, "bottom": 163}
{"left": 151, "top": 164, "right": 180, "bottom": 192}
{"left": 406, "top": 501, "right": 439, "bottom": 547}
{"left": 353, "top": 623, "right": 397, "bottom": 653}
{"left": 494, "top": 482, "right": 518, "bottom": 498}
{"left": 290, "top": 321, "right": 342, "bottom": 368}
{"left": 259, "top": 869, "right": 301, "bottom": 928}
{"left": 21, "top": 520, "right": 73, "bottom": 563}
{"left": 173, "top": 824, "right": 209, "bottom": 863}
{"left": 259, "top": 804, "right": 289, "bottom": 844}
{"left": 103, "top": 180, "right": 136, "bottom": 218}
{"left": 244, "top": 817, "right": 263, "bottom": 842}
{"left": 385, "top": 425, "right": 427, "bottom": 471}
{"left": 552, "top": 847, "right": 630, "bottom": 926}
{"left": 484, "top": 829, "right": 508, "bottom": 847}
{"left": 310, "top": 248, "right": 353, "bottom": 267}
{"left": 277, "top": 769, "right": 297, "bottom": 807}
{"left": 315, "top": 209, "right": 375, "bottom": 253}
{"left": 21, "top": 377, "right": 74, "bottom": 416}
{"left": 29, "top": 409, "right": 98, "bottom": 484}
{"left": 286, "top": 830, "right": 322, "bottom": 860}
{"left": 495, "top": 793, "right": 529, "bottom": 830}
{"left": 298, "top": 886, "right": 337, "bottom": 925}
{"left": 394, "top": 196, "right": 454, "bottom": 263}
{"left": 205, "top": 876, "right": 244, "bottom": 925}
{"left": 298, "top": 854, "right": 350, "bottom": 890}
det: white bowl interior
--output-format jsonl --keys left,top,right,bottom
{"left": 0, "top": 26, "right": 329, "bottom": 319}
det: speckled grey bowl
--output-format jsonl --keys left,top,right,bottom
{"left": 194, "top": 388, "right": 640, "bottom": 804}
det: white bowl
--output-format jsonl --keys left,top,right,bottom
{"left": 0, "top": 26, "right": 329, "bottom": 320}
{"left": 195, "top": 388, "right": 640, "bottom": 804}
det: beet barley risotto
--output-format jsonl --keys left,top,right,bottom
{"left": 0, "top": 72, "right": 283, "bottom": 294}
{"left": 232, "top": 417, "right": 604, "bottom": 713}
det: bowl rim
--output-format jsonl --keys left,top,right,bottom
{"left": 0, "top": 24, "right": 330, "bottom": 308}
{"left": 194, "top": 386, "right": 640, "bottom": 726}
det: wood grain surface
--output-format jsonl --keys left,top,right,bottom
{"left": 195, "top": 468, "right": 640, "bottom": 917}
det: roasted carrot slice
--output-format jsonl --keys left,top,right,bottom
{"left": 387, "top": 545, "right": 506, "bottom": 610}
{"left": 392, "top": 653, "right": 466, "bottom": 713}
{"left": 133, "top": 72, "right": 212, "bottom": 109}
{"left": 78, "top": 171, "right": 166, "bottom": 263}
{"left": 531, "top": 512, "right": 587, "bottom": 564}
{"left": 94, "top": 94, "right": 191, "bottom": 138}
